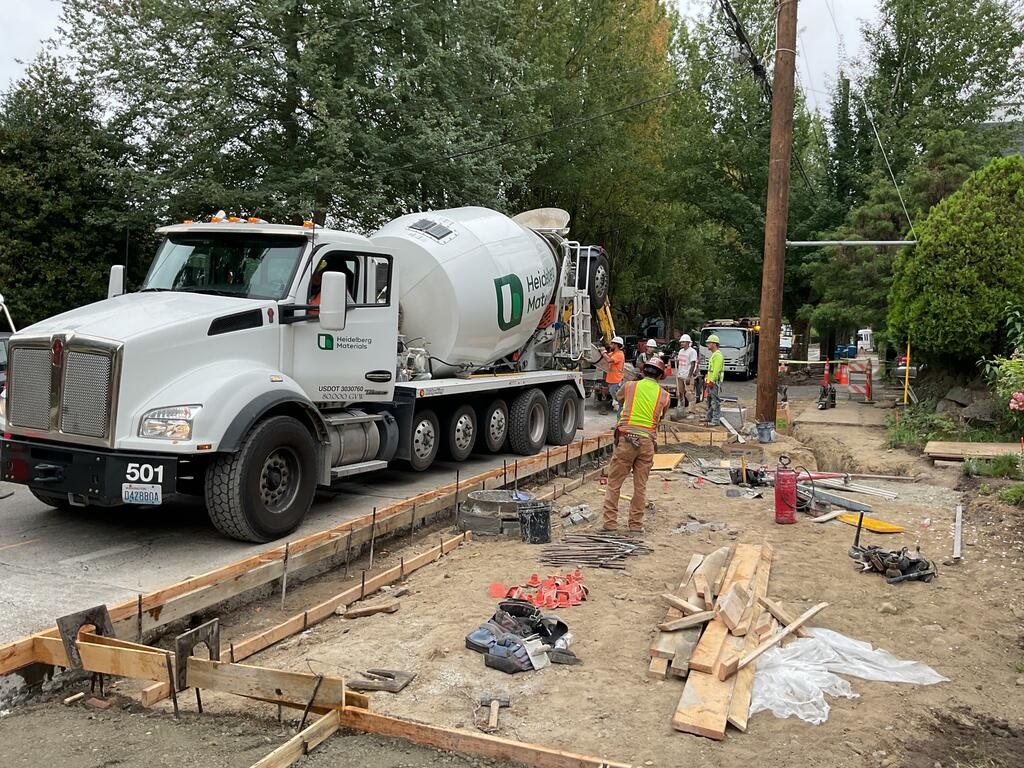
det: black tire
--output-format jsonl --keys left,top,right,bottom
{"left": 508, "top": 388, "right": 548, "bottom": 456}
{"left": 547, "top": 385, "right": 581, "bottom": 445}
{"left": 443, "top": 404, "right": 477, "bottom": 462}
{"left": 587, "top": 251, "right": 610, "bottom": 308}
{"left": 29, "top": 488, "right": 76, "bottom": 511}
{"left": 476, "top": 398, "right": 509, "bottom": 453}
{"left": 407, "top": 408, "right": 440, "bottom": 471}
{"left": 205, "top": 415, "right": 318, "bottom": 542}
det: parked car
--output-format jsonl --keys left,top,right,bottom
{"left": 895, "top": 355, "right": 922, "bottom": 380}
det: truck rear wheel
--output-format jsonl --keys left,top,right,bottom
{"left": 443, "top": 404, "right": 477, "bottom": 462}
{"left": 508, "top": 388, "right": 547, "bottom": 455}
{"left": 205, "top": 415, "right": 317, "bottom": 542}
{"left": 476, "top": 398, "right": 508, "bottom": 453}
{"left": 547, "top": 385, "right": 580, "bottom": 446}
{"left": 407, "top": 408, "right": 440, "bottom": 471}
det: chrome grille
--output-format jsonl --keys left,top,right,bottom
{"left": 8, "top": 347, "right": 52, "bottom": 430}
{"left": 60, "top": 351, "right": 113, "bottom": 438}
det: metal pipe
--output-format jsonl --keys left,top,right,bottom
{"left": 786, "top": 240, "right": 917, "bottom": 247}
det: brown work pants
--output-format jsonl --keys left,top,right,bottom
{"left": 677, "top": 376, "right": 696, "bottom": 412}
{"left": 602, "top": 436, "right": 656, "bottom": 530}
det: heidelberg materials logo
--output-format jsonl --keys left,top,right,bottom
{"left": 317, "top": 333, "right": 334, "bottom": 350}
{"left": 494, "top": 275, "right": 524, "bottom": 331}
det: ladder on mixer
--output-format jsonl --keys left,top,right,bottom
{"left": 564, "top": 242, "right": 594, "bottom": 361}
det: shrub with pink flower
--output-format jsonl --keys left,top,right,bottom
{"left": 1010, "top": 392, "right": 1024, "bottom": 411}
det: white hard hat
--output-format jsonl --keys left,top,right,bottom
{"left": 680, "top": 334, "right": 692, "bottom": 343}
{"left": 611, "top": 336, "right": 624, "bottom": 346}
{"left": 646, "top": 338, "right": 657, "bottom": 348}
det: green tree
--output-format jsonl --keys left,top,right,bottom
{"left": 60, "top": 0, "right": 543, "bottom": 227}
{"left": 888, "top": 155, "right": 1024, "bottom": 366}
{"left": 0, "top": 57, "right": 140, "bottom": 325}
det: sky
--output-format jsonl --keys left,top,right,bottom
{"left": 0, "top": 0, "right": 880, "bottom": 113}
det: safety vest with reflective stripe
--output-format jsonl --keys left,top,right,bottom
{"left": 617, "top": 378, "right": 670, "bottom": 439}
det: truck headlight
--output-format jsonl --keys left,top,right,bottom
{"left": 139, "top": 405, "right": 202, "bottom": 440}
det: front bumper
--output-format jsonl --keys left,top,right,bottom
{"left": 1, "top": 436, "right": 180, "bottom": 507}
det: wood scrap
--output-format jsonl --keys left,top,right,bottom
{"left": 727, "top": 546, "right": 773, "bottom": 731}
{"left": 658, "top": 611, "right": 715, "bottom": 631}
{"left": 692, "top": 573, "right": 712, "bottom": 609}
{"left": 714, "top": 583, "right": 747, "bottom": 631}
{"left": 250, "top": 710, "right": 340, "bottom": 768}
{"left": 659, "top": 594, "right": 705, "bottom": 615}
{"left": 186, "top": 658, "right": 369, "bottom": 710}
{"left": 717, "top": 602, "right": 829, "bottom": 681}
{"left": 731, "top": 544, "right": 773, "bottom": 637}
{"left": 341, "top": 597, "right": 400, "bottom": 619}
{"left": 757, "top": 597, "right": 811, "bottom": 638}
{"left": 62, "top": 692, "right": 85, "bottom": 706}
{"left": 647, "top": 657, "right": 670, "bottom": 679}
{"left": 647, "top": 552, "right": 706, "bottom": 670}
{"left": 651, "top": 452, "right": 686, "bottom": 471}
{"left": 952, "top": 503, "right": 963, "bottom": 561}
{"left": 687, "top": 544, "right": 760, "bottom": 674}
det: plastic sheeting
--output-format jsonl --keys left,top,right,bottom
{"left": 750, "top": 628, "right": 948, "bottom": 725}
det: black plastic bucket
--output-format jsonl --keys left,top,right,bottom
{"left": 518, "top": 501, "right": 552, "bottom": 544}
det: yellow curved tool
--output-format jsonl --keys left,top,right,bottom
{"left": 835, "top": 514, "right": 905, "bottom": 533}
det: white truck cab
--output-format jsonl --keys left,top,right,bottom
{"left": 1, "top": 208, "right": 610, "bottom": 541}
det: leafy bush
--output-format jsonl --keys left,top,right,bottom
{"left": 885, "top": 402, "right": 957, "bottom": 448}
{"left": 888, "top": 156, "right": 1024, "bottom": 366}
{"left": 963, "top": 454, "right": 1024, "bottom": 479}
{"left": 997, "top": 484, "right": 1024, "bottom": 506}
{"left": 977, "top": 483, "right": 993, "bottom": 496}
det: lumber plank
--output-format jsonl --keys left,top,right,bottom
{"left": 731, "top": 544, "right": 773, "bottom": 637}
{"left": 756, "top": 597, "right": 811, "bottom": 639}
{"left": 250, "top": 710, "right": 341, "bottom": 768}
{"left": 343, "top": 598, "right": 400, "bottom": 619}
{"left": 338, "top": 707, "right": 631, "bottom": 768}
{"left": 651, "top": 452, "right": 685, "bottom": 471}
{"left": 667, "top": 629, "right": 701, "bottom": 678}
{"left": 647, "top": 656, "right": 670, "bottom": 679}
{"left": 709, "top": 545, "right": 736, "bottom": 597}
{"left": 714, "top": 583, "right": 747, "bottom": 631}
{"left": 953, "top": 503, "right": 963, "bottom": 560}
{"left": 923, "top": 441, "right": 1022, "bottom": 460}
{"left": 658, "top": 611, "right": 715, "bottom": 632}
{"left": 187, "top": 658, "right": 369, "bottom": 710}
{"left": 692, "top": 573, "right": 711, "bottom": 608}
{"left": 727, "top": 546, "right": 773, "bottom": 731}
{"left": 717, "top": 602, "right": 829, "bottom": 681}
{"left": 660, "top": 594, "right": 705, "bottom": 615}
{"left": 687, "top": 544, "right": 760, "bottom": 674}
{"left": 647, "top": 553, "right": 703, "bottom": 660}
{"left": 34, "top": 636, "right": 168, "bottom": 681}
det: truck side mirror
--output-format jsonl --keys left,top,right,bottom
{"left": 108, "top": 265, "right": 125, "bottom": 299}
{"left": 319, "top": 271, "right": 348, "bottom": 331}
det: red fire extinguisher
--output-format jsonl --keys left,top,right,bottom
{"left": 774, "top": 455, "right": 797, "bottom": 525}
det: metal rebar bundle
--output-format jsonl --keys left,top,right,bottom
{"left": 538, "top": 533, "right": 653, "bottom": 569}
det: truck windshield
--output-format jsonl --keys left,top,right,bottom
{"left": 142, "top": 234, "right": 307, "bottom": 300}
{"left": 702, "top": 328, "right": 747, "bottom": 348}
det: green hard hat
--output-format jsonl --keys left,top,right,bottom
{"left": 706, "top": 334, "right": 721, "bottom": 344}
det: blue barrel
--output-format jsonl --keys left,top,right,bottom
{"left": 847, "top": 344, "right": 857, "bottom": 358}
{"left": 834, "top": 344, "right": 846, "bottom": 360}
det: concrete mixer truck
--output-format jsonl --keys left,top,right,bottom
{"left": 0, "top": 206, "right": 614, "bottom": 542}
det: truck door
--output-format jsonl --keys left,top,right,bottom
{"left": 290, "top": 250, "right": 398, "bottom": 404}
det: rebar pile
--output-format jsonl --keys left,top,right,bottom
{"left": 538, "top": 533, "right": 653, "bottom": 569}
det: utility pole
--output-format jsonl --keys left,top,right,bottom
{"left": 755, "top": 0, "right": 798, "bottom": 425}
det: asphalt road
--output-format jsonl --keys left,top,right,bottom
{"left": 0, "top": 408, "right": 619, "bottom": 643}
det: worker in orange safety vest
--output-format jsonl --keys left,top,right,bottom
{"left": 602, "top": 357, "right": 671, "bottom": 533}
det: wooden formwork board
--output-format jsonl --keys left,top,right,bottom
{"left": 0, "top": 434, "right": 612, "bottom": 678}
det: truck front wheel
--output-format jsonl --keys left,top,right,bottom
{"left": 205, "top": 415, "right": 318, "bottom": 542}
{"left": 508, "top": 388, "right": 548, "bottom": 455}
{"left": 30, "top": 488, "right": 75, "bottom": 512}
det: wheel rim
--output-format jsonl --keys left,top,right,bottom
{"left": 260, "top": 447, "right": 300, "bottom": 514}
{"left": 488, "top": 408, "right": 507, "bottom": 445}
{"left": 529, "top": 402, "right": 546, "bottom": 444}
{"left": 413, "top": 418, "right": 436, "bottom": 461}
{"left": 560, "top": 397, "right": 577, "bottom": 434}
{"left": 593, "top": 264, "right": 609, "bottom": 298}
{"left": 453, "top": 413, "right": 475, "bottom": 452}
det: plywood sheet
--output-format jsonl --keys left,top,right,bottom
{"left": 652, "top": 452, "right": 686, "bottom": 471}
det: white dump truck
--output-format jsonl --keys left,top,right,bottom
{"left": 0, "top": 207, "right": 612, "bottom": 541}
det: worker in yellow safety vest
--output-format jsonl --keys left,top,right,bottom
{"left": 602, "top": 356, "right": 671, "bottom": 533}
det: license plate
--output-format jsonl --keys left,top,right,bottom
{"left": 122, "top": 483, "right": 162, "bottom": 505}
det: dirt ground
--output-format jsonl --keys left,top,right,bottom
{"left": 2, "top": 415, "right": 1023, "bottom": 768}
